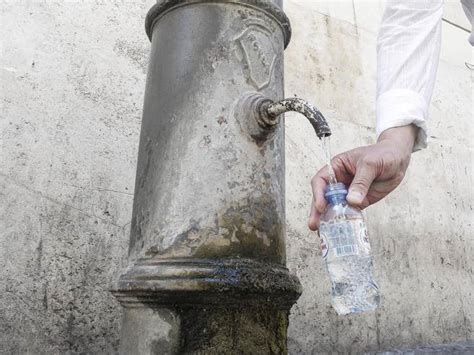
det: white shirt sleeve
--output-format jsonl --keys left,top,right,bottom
{"left": 376, "top": 0, "right": 443, "bottom": 151}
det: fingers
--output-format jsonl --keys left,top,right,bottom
{"left": 347, "top": 158, "right": 378, "bottom": 206}
{"left": 308, "top": 199, "right": 320, "bottom": 231}
{"left": 311, "top": 167, "right": 329, "bottom": 213}
{"left": 308, "top": 165, "right": 330, "bottom": 231}
{"left": 308, "top": 149, "right": 379, "bottom": 230}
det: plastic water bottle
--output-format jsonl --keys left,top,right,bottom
{"left": 318, "top": 182, "right": 380, "bottom": 315}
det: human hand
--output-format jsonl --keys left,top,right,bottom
{"left": 308, "top": 125, "right": 418, "bottom": 231}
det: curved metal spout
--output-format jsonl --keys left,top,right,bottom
{"left": 260, "top": 98, "right": 331, "bottom": 139}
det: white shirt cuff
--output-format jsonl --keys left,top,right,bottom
{"left": 376, "top": 89, "right": 429, "bottom": 152}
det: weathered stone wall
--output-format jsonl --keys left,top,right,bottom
{"left": 1, "top": 1, "right": 472, "bottom": 353}
{"left": 284, "top": 1, "right": 473, "bottom": 353}
{"left": 0, "top": 2, "right": 149, "bottom": 352}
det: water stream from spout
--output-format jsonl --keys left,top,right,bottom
{"left": 322, "top": 136, "right": 337, "bottom": 185}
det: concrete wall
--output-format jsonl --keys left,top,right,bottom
{"left": 284, "top": 0, "right": 473, "bottom": 353}
{"left": 1, "top": 0, "right": 472, "bottom": 353}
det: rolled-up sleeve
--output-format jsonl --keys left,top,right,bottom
{"left": 376, "top": 0, "right": 443, "bottom": 151}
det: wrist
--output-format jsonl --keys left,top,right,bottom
{"left": 377, "top": 124, "right": 418, "bottom": 154}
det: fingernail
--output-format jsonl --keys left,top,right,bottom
{"left": 347, "top": 190, "right": 363, "bottom": 204}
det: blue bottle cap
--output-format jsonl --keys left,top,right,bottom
{"left": 324, "top": 182, "right": 348, "bottom": 203}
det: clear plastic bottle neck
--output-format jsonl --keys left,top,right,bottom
{"left": 324, "top": 182, "right": 348, "bottom": 205}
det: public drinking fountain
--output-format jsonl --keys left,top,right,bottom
{"left": 112, "top": 1, "right": 331, "bottom": 353}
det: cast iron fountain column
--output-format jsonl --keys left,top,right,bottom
{"left": 112, "top": 1, "right": 331, "bottom": 353}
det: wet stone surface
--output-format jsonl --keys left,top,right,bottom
{"left": 368, "top": 342, "right": 474, "bottom": 354}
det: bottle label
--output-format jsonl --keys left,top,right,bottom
{"left": 319, "top": 219, "right": 370, "bottom": 259}
{"left": 357, "top": 219, "right": 371, "bottom": 251}
{"left": 320, "top": 232, "right": 329, "bottom": 259}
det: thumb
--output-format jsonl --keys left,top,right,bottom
{"left": 347, "top": 159, "right": 377, "bottom": 205}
